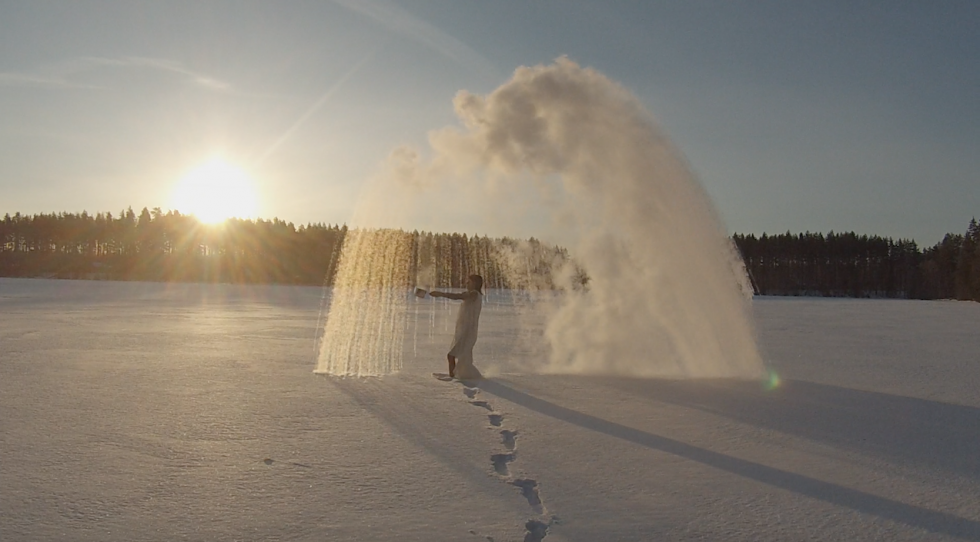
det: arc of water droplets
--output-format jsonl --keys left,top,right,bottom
{"left": 316, "top": 229, "right": 414, "bottom": 376}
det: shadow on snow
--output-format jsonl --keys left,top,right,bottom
{"left": 601, "top": 376, "right": 980, "bottom": 481}
{"left": 476, "top": 378, "right": 980, "bottom": 541}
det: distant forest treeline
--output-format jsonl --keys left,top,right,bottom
{"left": 0, "top": 208, "right": 567, "bottom": 290}
{"left": 734, "top": 219, "right": 980, "bottom": 301}
{"left": 1, "top": 208, "right": 979, "bottom": 302}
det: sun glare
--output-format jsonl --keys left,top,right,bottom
{"left": 172, "top": 158, "right": 259, "bottom": 224}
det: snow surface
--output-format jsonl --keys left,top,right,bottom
{"left": 2, "top": 278, "right": 980, "bottom": 541}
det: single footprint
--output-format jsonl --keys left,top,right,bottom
{"left": 491, "top": 452, "right": 515, "bottom": 476}
{"left": 488, "top": 414, "right": 504, "bottom": 427}
{"left": 511, "top": 479, "right": 545, "bottom": 514}
{"left": 523, "top": 519, "right": 549, "bottom": 542}
{"left": 500, "top": 430, "right": 518, "bottom": 450}
{"left": 470, "top": 400, "right": 493, "bottom": 411}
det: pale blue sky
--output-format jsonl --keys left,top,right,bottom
{"left": 1, "top": 0, "right": 977, "bottom": 244}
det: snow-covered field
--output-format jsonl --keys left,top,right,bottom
{"left": 2, "top": 278, "right": 980, "bottom": 541}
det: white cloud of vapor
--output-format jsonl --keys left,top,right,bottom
{"left": 370, "top": 57, "right": 765, "bottom": 378}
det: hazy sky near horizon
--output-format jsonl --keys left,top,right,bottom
{"left": 1, "top": 1, "right": 977, "bottom": 244}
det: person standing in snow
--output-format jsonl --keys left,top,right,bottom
{"left": 429, "top": 274, "right": 484, "bottom": 379}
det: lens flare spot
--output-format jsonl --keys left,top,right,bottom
{"left": 765, "top": 369, "right": 781, "bottom": 390}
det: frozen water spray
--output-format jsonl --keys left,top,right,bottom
{"left": 317, "top": 58, "right": 764, "bottom": 378}
{"left": 314, "top": 229, "right": 413, "bottom": 376}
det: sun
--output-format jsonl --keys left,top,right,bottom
{"left": 172, "top": 158, "right": 259, "bottom": 224}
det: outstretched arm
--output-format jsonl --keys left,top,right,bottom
{"left": 429, "top": 290, "right": 478, "bottom": 301}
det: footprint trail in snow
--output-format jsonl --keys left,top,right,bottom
{"left": 459, "top": 383, "right": 559, "bottom": 542}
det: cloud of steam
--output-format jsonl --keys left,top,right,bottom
{"left": 366, "top": 57, "right": 764, "bottom": 378}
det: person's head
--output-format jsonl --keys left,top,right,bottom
{"left": 467, "top": 274, "right": 484, "bottom": 293}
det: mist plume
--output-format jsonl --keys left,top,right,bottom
{"left": 320, "top": 57, "right": 763, "bottom": 378}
